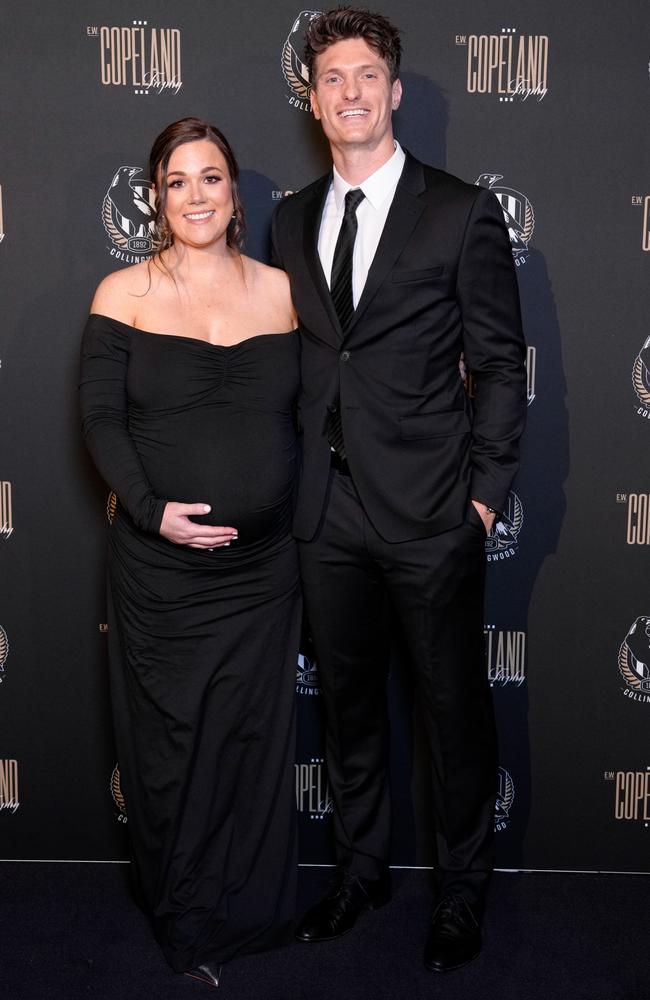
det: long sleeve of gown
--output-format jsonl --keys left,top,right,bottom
{"left": 80, "top": 314, "right": 167, "bottom": 534}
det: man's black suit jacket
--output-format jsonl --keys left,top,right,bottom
{"left": 271, "top": 151, "right": 527, "bottom": 543}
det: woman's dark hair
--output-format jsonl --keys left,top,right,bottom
{"left": 304, "top": 7, "right": 402, "bottom": 85}
{"left": 149, "top": 117, "right": 245, "bottom": 253}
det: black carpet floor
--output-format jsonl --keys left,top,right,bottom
{"left": 1, "top": 863, "right": 647, "bottom": 1000}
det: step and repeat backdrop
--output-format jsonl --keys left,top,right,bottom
{"left": 1, "top": 0, "right": 649, "bottom": 871}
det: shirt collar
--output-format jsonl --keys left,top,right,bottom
{"left": 331, "top": 141, "right": 406, "bottom": 212}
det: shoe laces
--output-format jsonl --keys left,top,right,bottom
{"left": 432, "top": 894, "right": 477, "bottom": 930}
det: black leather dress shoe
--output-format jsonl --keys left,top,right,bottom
{"left": 424, "top": 894, "right": 481, "bottom": 972}
{"left": 184, "top": 960, "right": 222, "bottom": 988}
{"left": 296, "top": 868, "right": 391, "bottom": 942}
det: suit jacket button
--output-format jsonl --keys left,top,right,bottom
{"left": 340, "top": 351, "right": 351, "bottom": 362}
{"left": 327, "top": 403, "right": 338, "bottom": 413}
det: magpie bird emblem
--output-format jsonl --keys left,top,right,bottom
{"left": 476, "top": 173, "right": 535, "bottom": 256}
{"left": 102, "top": 166, "right": 156, "bottom": 253}
{"left": 619, "top": 617, "right": 650, "bottom": 692}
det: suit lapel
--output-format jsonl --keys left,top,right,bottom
{"left": 345, "top": 153, "right": 426, "bottom": 339}
{"left": 301, "top": 174, "right": 344, "bottom": 343}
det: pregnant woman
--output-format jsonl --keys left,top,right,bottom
{"left": 80, "top": 118, "right": 300, "bottom": 988}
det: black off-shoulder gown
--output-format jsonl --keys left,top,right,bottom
{"left": 80, "top": 314, "right": 301, "bottom": 972}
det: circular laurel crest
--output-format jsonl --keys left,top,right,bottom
{"left": 102, "top": 193, "right": 129, "bottom": 250}
{"left": 508, "top": 493, "right": 524, "bottom": 538}
{"left": 522, "top": 198, "right": 535, "bottom": 247}
{"left": 495, "top": 767, "right": 515, "bottom": 819}
{"left": 282, "top": 40, "right": 310, "bottom": 100}
{"left": 522, "top": 198, "right": 535, "bottom": 246}
{"left": 619, "top": 640, "right": 643, "bottom": 690}
{"left": 110, "top": 764, "right": 127, "bottom": 815}
{"left": 106, "top": 491, "right": 117, "bottom": 524}
{"left": 0, "top": 625, "right": 8, "bottom": 668}
{"left": 632, "top": 355, "right": 650, "bottom": 405}
{"left": 281, "top": 11, "right": 320, "bottom": 100}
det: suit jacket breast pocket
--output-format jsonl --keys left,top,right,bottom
{"left": 391, "top": 266, "right": 446, "bottom": 283}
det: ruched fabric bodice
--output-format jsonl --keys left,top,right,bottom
{"left": 80, "top": 315, "right": 299, "bottom": 549}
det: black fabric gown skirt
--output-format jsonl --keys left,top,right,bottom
{"left": 80, "top": 317, "right": 301, "bottom": 972}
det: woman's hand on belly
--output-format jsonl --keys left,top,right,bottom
{"left": 159, "top": 502, "right": 238, "bottom": 549}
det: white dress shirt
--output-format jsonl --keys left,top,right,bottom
{"left": 318, "top": 142, "right": 406, "bottom": 308}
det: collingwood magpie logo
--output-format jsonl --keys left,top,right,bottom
{"left": 495, "top": 767, "right": 515, "bottom": 832}
{"left": 282, "top": 11, "right": 321, "bottom": 111}
{"left": 0, "top": 625, "right": 8, "bottom": 685}
{"left": 106, "top": 491, "right": 117, "bottom": 524}
{"left": 476, "top": 174, "right": 535, "bottom": 267}
{"left": 110, "top": 763, "right": 128, "bottom": 822}
{"left": 296, "top": 651, "right": 320, "bottom": 695}
{"left": 102, "top": 166, "right": 156, "bottom": 262}
{"left": 619, "top": 617, "right": 650, "bottom": 703}
{"left": 632, "top": 337, "right": 650, "bottom": 418}
{"left": 486, "top": 492, "right": 524, "bottom": 562}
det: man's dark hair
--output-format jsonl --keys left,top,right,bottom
{"left": 305, "top": 7, "right": 402, "bottom": 84}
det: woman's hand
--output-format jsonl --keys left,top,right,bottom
{"left": 159, "top": 502, "right": 238, "bottom": 549}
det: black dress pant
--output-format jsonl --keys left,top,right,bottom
{"left": 298, "top": 468, "right": 497, "bottom": 908}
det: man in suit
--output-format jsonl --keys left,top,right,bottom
{"left": 271, "top": 7, "right": 526, "bottom": 972}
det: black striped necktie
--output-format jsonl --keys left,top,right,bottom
{"left": 330, "top": 188, "right": 365, "bottom": 331}
{"left": 328, "top": 188, "right": 365, "bottom": 458}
